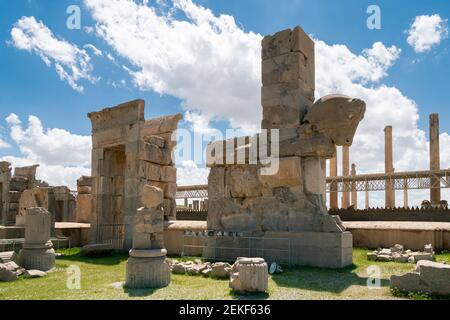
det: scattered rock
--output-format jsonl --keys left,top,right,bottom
{"left": 172, "top": 264, "right": 187, "bottom": 274}
{"left": 367, "top": 244, "right": 434, "bottom": 263}
{"left": 211, "top": 262, "right": 232, "bottom": 279}
{"left": 0, "top": 262, "right": 24, "bottom": 282}
{"left": 80, "top": 243, "right": 113, "bottom": 257}
{"left": 24, "top": 270, "right": 46, "bottom": 278}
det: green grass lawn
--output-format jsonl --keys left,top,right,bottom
{"left": 1, "top": 248, "right": 449, "bottom": 300}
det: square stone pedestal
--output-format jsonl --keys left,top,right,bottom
{"left": 204, "top": 231, "right": 353, "bottom": 269}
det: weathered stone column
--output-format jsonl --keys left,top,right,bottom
{"left": 351, "top": 163, "right": 357, "bottom": 208}
{"left": 430, "top": 113, "right": 441, "bottom": 205}
{"left": 341, "top": 146, "right": 350, "bottom": 208}
{"left": 18, "top": 207, "right": 55, "bottom": 271}
{"left": 329, "top": 146, "right": 338, "bottom": 209}
{"left": 384, "top": 126, "right": 395, "bottom": 208}
{"left": 125, "top": 185, "right": 170, "bottom": 289}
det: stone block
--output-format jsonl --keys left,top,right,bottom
{"left": 141, "top": 185, "right": 163, "bottom": 208}
{"left": 229, "top": 166, "right": 262, "bottom": 198}
{"left": 220, "top": 213, "right": 258, "bottom": 232}
{"left": 262, "top": 51, "right": 314, "bottom": 89}
{"left": 143, "top": 135, "right": 165, "bottom": 148}
{"left": 302, "top": 157, "right": 326, "bottom": 197}
{"left": 259, "top": 157, "right": 302, "bottom": 188}
{"left": 141, "top": 114, "right": 182, "bottom": 136}
{"left": 80, "top": 243, "right": 113, "bottom": 257}
{"left": 140, "top": 142, "right": 172, "bottom": 165}
{"left": 262, "top": 80, "right": 314, "bottom": 111}
{"left": 76, "top": 194, "right": 92, "bottom": 223}
{"left": 208, "top": 167, "right": 227, "bottom": 200}
{"left": 262, "top": 105, "right": 301, "bottom": 129}
{"left": 160, "top": 166, "right": 177, "bottom": 183}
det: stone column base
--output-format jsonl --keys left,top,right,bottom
{"left": 204, "top": 231, "right": 353, "bottom": 269}
{"left": 125, "top": 252, "right": 170, "bottom": 289}
{"left": 18, "top": 245, "right": 56, "bottom": 271}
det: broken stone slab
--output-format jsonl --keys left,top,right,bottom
{"left": 391, "top": 261, "right": 450, "bottom": 296}
{"left": 230, "top": 257, "right": 268, "bottom": 294}
{"left": 80, "top": 243, "right": 114, "bottom": 257}
{"left": 367, "top": 244, "right": 434, "bottom": 263}
{"left": 0, "top": 262, "right": 24, "bottom": 282}
{"left": 24, "top": 269, "right": 47, "bottom": 278}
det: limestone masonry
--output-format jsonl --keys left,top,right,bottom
{"left": 205, "top": 26, "right": 366, "bottom": 268}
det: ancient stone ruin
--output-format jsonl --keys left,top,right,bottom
{"left": 391, "top": 260, "right": 450, "bottom": 296}
{"left": 125, "top": 185, "right": 170, "bottom": 289}
{"left": 205, "top": 27, "right": 366, "bottom": 268}
{"left": 229, "top": 257, "right": 268, "bottom": 294}
{"left": 88, "top": 100, "right": 181, "bottom": 250}
{"left": 75, "top": 176, "right": 93, "bottom": 223}
{"left": 18, "top": 207, "right": 56, "bottom": 271}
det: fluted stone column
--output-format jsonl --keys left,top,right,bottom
{"left": 229, "top": 257, "right": 268, "bottom": 293}
{"left": 18, "top": 207, "right": 55, "bottom": 271}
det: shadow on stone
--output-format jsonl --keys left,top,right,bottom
{"left": 271, "top": 264, "right": 389, "bottom": 294}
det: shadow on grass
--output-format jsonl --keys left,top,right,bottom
{"left": 271, "top": 264, "right": 390, "bottom": 294}
{"left": 123, "top": 286, "right": 159, "bottom": 298}
{"left": 230, "top": 290, "right": 270, "bottom": 300}
{"left": 57, "top": 250, "right": 128, "bottom": 266}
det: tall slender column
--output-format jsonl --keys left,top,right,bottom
{"left": 351, "top": 163, "right": 357, "bottom": 208}
{"left": 385, "top": 126, "right": 395, "bottom": 208}
{"left": 329, "top": 146, "right": 338, "bottom": 209}
{"left": 365, "top": 182, "right": 369, "bottom": 209}
{"left": 430, "top": 113, "right": 441, "bottom": 205}
{"left": 341, "top": 146, "right": 350, "bottom": 209}
{"left": 403, "top": 178, "right": 409, "bottom": 208}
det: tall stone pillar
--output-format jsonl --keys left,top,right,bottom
{"left": 18, "top": 207, "right": 56, "bottom": 271}
{"left": 329, "top": 147, "right": 338, "bottom": 209}
{"left": 351, "top": 163, "right": 357, "bottom": 208}
{"left": 125, "top": 185, "right": 170, "bottom": 289}
{"left": 430, "top": 113, "right": 441, "bottom": 205}
{"left": 341, "top": 146, "right": 350, "bottom": 208}
{"left": 384, "top": 126, "right": 395, "bottom": 208}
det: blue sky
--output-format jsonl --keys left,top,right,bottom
{"left": 0, "top": 0, "right": 449, "bottom": 206}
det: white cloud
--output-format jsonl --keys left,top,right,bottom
{"left": 177, "top": 160, "right": 209, "bottom": 186}
{"left": 406, "top": 14, "right": 449, "bottom": 53}
{"left": 84, "top": 43, "right": 103, "bottom": 57}
{"left": 1, "top": 114, "right": 91, "bottom": 189}
{"left": 0, "top": 138, "right": 10, "bottom": 149}
{"left": 10, "top": 16, "right": 97, "bottom": 92}
{"left": 84, "top": 0, "right": 261, "bottom": 133}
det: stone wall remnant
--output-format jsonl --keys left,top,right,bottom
{"left": 18, "top": 207, "right": 56, "bottom": 271}
{"left": 125, "top": 185, "right": 170, "bottom": 288}
{"left": 88, "top": 100, "right": 181, "bottom": 250}
{"left": 205, "top": 26, "right": 366, "bottom": 268}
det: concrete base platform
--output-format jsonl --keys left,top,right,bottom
{"left": 344, "top": 221, "right": 450, "bottom": 251}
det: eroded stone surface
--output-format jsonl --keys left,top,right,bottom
{"left": 229, "top": 257, "right": 268, "bottom": 293}
{"left": 367, "top": 244, "right": 434, "bottom": 263}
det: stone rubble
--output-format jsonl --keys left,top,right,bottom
{"left": 0, "top": 261, "right": 24, "bottom": 282}
{"left": 367, "top": 244, "right": 434, "bottom": 263}
{"left": 168, "top": 260, "right": 232, "bottom": 279}
{"left": 24, "top": 269, "right": 47, "bottom": 278}
{"left": 390, "top": 260, "right": 450, "bottom": 296}
{"left": 0, "top": 251, "right": 18, "bottom": 264}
